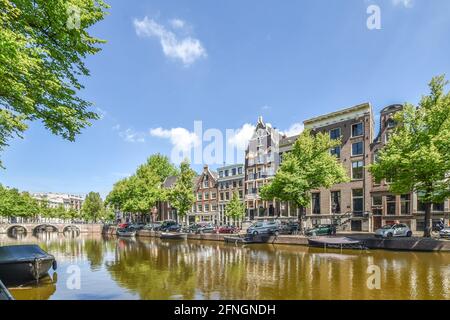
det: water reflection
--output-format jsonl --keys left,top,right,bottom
{"left": 0, "top": 234, "right": 448, "bottom": 300}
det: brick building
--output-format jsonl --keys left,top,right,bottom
{"left": 217, "top": 164, "right": 245, "bottom": 225}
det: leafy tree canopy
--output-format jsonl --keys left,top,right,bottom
{"left": 0, "top": 0, "right": 109, "bottom": 167}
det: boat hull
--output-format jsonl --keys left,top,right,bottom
{"left": 0, "top": 245, "right": 56, "bottom": 285}
{"left": 160, "top": 232, "right": 187, "bottom": 240}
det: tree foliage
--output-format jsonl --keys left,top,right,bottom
{"left": 81, "top": 191, "right": 105, "bottom": 222}
{"left": 105, "top": 154, "right": 178, "bottom": 217}
{"left": 168, "top": 160, "right": 196, "bottom": 219}
{"left": 370, "top": 75, "right": 450, "bottom": 237}
{"left": 260, "top": 129, "right": 349, "bottom": 209}
{"left": 0, "top": 0, "right": 109, "bottom": 166}
{"left": 225, "top": 191, "right": 245, "bottom": 223}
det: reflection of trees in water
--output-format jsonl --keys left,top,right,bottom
{"left": 106, "top": 239, "right": 450, "bottom": 300}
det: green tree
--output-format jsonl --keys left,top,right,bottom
{"left": 0, "top": 0, "right": 109, "bottom": 167}
{"left": 225, "top": 191, "right": 245, "bottom": 225}
{"left": 260, "top": 130, "right": 348, "bottom": 229}
{"left": 106, "top": 154, "right": 178, "bottom": 222}
{"left": 168, "top": 160, "right": 196, "bottom": 222}
{"left": 370, "top": 76, "right": 450, "bottom": 237}
{"left": 82, "top": 192, "right": 105, "bottom": 223}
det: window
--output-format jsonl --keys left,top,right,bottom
{"left": 352, "top": 141, "right": 363, "bottom": 156}
{"left": 220, "top": 193, "right": 224, "bottom": 201}
{"left": 197, "top": 205, "right": 202, "bottom": 212}
{"left": 352, "top": 189, "right": 363, "bottom": 213}
{"left": 225, "top": 192, "right": 230, "bottom": 200}
{"left": 211, "top": 192, "right": 216, "bottom": 199}
{"left": 219, "top": 171, "right": 224, "bottom": 178}
{"left": 312, "top": 193, "right": 320, "bottom": 214}
{"left": 352, "top": 123, "right": 364, "bottom": 137}
{"left": 331, "top": 191, "right": 341, "bottom": 214}
{"left": 331, "top": 146, "right": 341, "bottom": 158}
{"left": 212, "top": 204, "right": 217, "bottom": 211}
{"left": 204, "top": 204, "right": 210, "bottom": 212}
{"left": 203, "top": 180, "right": 209, "bottom": 188}
{"left": 417, "top": 199, "right": 426, "bottom": 212}
{"left": 401, "top": 194, "right": 410, "bottom": 215}
{"left": 386, "top": 195, "right": 396, "bottom": 215}
{"left": 386, "top": 118, "right": 396, "bottom": 128}
{"left": 352, "top": 160, "right": 364, "bottom": 180}
{"left": 232, "top": 168, "right": 237, "bottom": 176}
{"left": 233, "top": 181, "right": 237, "bottom": 188}
{"left": 330, "top": 128, "right": 341, "bottom": 140}
{"left": 372, "top": 195, "right": 382, "bottom": 206}
{"left": 239, "top": 180, "right": 243, "bottom": 187}
{"left": 239, "top": 190, "right": 243, "bottom": 199}
{"left": 225, "top": 170, "right": 229, "bottom": 177}
{"left": 433, "top": 202, "right": 444, "bottom": 211}
{"left": 197, "top": 193, "right": 202, "bottom": 201}
{"left": 204, "top": 192, "right": 209, "bottom": 200}
{"left": 238, "top": 167, "right": 243, "bottom": 174}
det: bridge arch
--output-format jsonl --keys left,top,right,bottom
{"left": 33, "top": 224, "right": 59, "bottom": 234}
{"left": 62, "top": 225, "right": 81, "bottom": 234}
{"left": 6, "top": 224, "right": 29, "bottom": 236}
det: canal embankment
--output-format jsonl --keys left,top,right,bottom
{"left": 102, "top": 226, "right": 450, "bottom": 252}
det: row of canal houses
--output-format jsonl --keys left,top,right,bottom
{"left": 157, "top": 103, "right": 450, "bottom": 233}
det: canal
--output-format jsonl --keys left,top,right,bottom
{"left": 0, "top": 233, "right": 449, "bottom": 300}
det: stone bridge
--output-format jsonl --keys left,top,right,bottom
{"left": 0, "top": 223, "right": 103, "bottom": 235}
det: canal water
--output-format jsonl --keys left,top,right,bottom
{"left": 0, "top": 233, "right": 448, "bottom": 300}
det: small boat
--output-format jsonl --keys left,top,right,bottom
{"left": 116, "top": 228, "right": 136, "bottom": 237}
{"left": 0, "top": 279, "right": 14, "bottom": 300}
{"left": 160, "top": 232, "right": 188, "bottom": 240}
{"left": 224, "top": 234, "right": 271, "bottom": 244}
{"left": 0, "top": 245, "right": 57, "bottom": 284}
{"left": 307, "top": 236, "right": 366, "bottom": 250}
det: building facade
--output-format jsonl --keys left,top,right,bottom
{"left": 244, "top": 117, "right": 282, "bottom": 220}
{"left": 32, "top": 192, "right": 84, "bottom": 211}
{"left": 189, "top": 165, "right": 219, "bottom": 224}
{"left": 370, "top": 104, "right": 450, "bottom": 232}
{"left": 217, "top": 164, "right": 245, "bottom": 225}
{"left": 298, "top": 103, "right": 375, "bottom": 231}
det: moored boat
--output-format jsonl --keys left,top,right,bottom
{"left": 224, "top": 234, "right": 271, "bottom": 244}
{"left": 116, "top": 228, "right": 136, "bottom": 237}
{"left": 0, "top": 245, "right": 57, "bottom": 285}
{"left": 307, "top": 236, "right": 366, "bottom": 249}
{"left": 160, "top": 232, "right": 188, "bottom": 240}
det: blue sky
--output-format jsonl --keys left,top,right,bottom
{"left": 1, "top": 0, "right": 450, "bottom": 198}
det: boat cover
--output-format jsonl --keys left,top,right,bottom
{"left": 0, "top": 245, "right": 50, "bottom": 265}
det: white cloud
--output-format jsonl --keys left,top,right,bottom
{"left": 281, "top": 123, "right": 304, "bottom": 137}
{"left": 228, "top": 123, "right": 256, "bottom": 151}
{"left": 169, "top": 18, "right": 185, "bottom": 29}
{"left": 392, "top": 0, "right": 413, "bottom": 8}
{"left": 150, "top": 127, "right": 200, "bottom": 153}
{"left": 134, "top": 16, "right": 207, "bottom": 66}
{"left": 119, "top": 128, "right": 146, "bottom": 143}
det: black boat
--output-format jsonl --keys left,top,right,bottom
{"left": 0, "top": 245, "right": 57, "bottom": 284}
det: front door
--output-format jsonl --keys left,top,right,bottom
{"left": 373, "top": 216, "right": 382, "bottom": 230}
{"left": 351, "top": 220, "right": 362, "bottom": 231}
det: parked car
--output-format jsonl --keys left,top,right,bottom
{"left": 160, "top": 220, "right": 181, "bottom": 232}
{"left": 184, "top": 223, "right": 215, "bottom": 234}
{"left": 278, "top": 222, "right": 300, "bottom": 235}
{"left": 305, "top": 224, "right": 334, "bottom": 237}
{"left": 118, "top": 222, "right": 130, "bottom": 229}
{"left": 130, "top": 223, "right": 145, "bottom": 230}
{"left": 216, "top": 225, "right": 237, "bottom": 234}
{"left": 375, "top": 224, "right": 412, "bottom": 238}
{"left": 144, "top": 222, "right": 162, "bottom": 231}
{"left": 439, "top": 227, "right": 450, "bottom": 239}
{"left": 247, "top": 221, "right": 279, "bottom": 236}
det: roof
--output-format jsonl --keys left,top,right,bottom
{"left": 163, "top": 176, "right": 178, "bottom": 188}
{"left": 304, "top": 103, "right": 372, "bottom": 129}
{"left": 280, "top": 135, "right": 300, "bottom": 147}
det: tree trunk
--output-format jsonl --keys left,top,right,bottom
{"left": 423, "top": 202, "right": 432, "bottom": 238}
